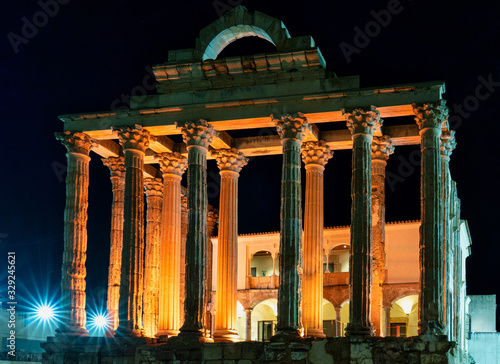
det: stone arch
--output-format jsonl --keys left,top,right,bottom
{"left": 383, "top": 283, "right": 420, "bottom": 307}
{"left": 196, "top": 6, "right": 290, "bottom": 60}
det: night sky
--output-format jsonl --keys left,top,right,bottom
{"left": 1, "top": 1, "right": 499, "bottom": 329}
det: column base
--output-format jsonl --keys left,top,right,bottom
{"left": 172, "top": 329, "right": 214, "bottom": 343}
{"left": 114, "top": 326, "right": 143, "bottom": 338}
{"left": 418, "top": 320, "right": 446, "bottom": 336}
{"left": 271, "top": 327, "right": 302, "bottom": 342}
{"left": 345, "top": 323, "right": 374, "bottom": 337}
{"left": 305, "top": 328, "right": 326, "bottom": 339}
{"left": 213, "top": 329, "right": 240, "bottom": 342}
{"left": 155, "top": 329, "right": 180, "bottom": 342}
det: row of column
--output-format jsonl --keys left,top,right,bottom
{"left": 56, "top": 100, "right": 454, "bottom": 340}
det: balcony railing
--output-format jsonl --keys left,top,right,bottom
{"left": 323, "top": 272, "right": 349, "bottom": 286}
{"left": 246, "top": 275, "right": 279, "bottom": 289}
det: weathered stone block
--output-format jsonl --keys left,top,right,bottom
{"left": 204, "top": 345, "right": 223, "bottom": 360}
{"left": 223, "top": 344, "right": 242, "bottom": 359}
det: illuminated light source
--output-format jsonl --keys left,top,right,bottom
{"left": 395, "top": 295, "right": 418, "bottom": 315}
{"left": 34, "top": 303, "right": 56, "bottom": 322}
{"left": 87, "top": 310, "right": 111, "bottom": 335}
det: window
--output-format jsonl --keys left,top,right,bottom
{"left": 390, "top": 322, "right": 407, "bottom": 337}
{"left": 258, "top": 320, "right": 276, "bottom": 342}
{"left": 322, "top": 320, "right": 338, "bottom": 337}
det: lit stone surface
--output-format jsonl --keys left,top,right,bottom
{"left": 211, "top": 148, "right": 248, "bottom": 342}
{"left": 102, "top": 156, "right": 125, "bottom": 332}
{"left": 370, "top": 135, "right": 394, "bottom": 336}
{"left": 143, "top": 178, "right": 163, "bottom": 338}
{"left": 113, "top": 124, "right": 153, "bottom": 336}
{"left": 272, "top": 113, "right": 308, "bottom": 340}
{"left": 176, "top": 119, "right": 214, "bottom": 341}
{"left": 55, "top": 131, "right": 97, "bottom": 336}
{"left": 155, "top": 152, "right": 187, "bottom": 337}
{"left": 301, "top": 140, "right": 332, "bottom": 338}
{"left": 342, "top": 106, "right": 382, "bottom": 337}
{"left": 440, "top": 129, "right": 456, "bottom": 339}
{"left": 413, "top": 101, "right": 448, "bottom": 336}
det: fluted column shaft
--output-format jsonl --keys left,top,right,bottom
{"left": 301, "top": 141, "right": 332, "bottom": 338}
{"left": 102, "top": 157, "right": 125, "bottom": 332}
{"left": 212, "top": 149, "right": 247, "bottom": 342}
{"left": 56, "top": 131, "right": 95, "bottom": 336}
{"left": 143, "top": 178, "right": 163, "bottom": 337}
{"left": 113, "top": 125, "right": 152, "bottom": 336}
{"left": 413, "top": 101, "right": 448, "bottom": 336}
{"left": 440, "top": 129, "right": 456, "bottom": 339}
{"left": 370, "top": 136, "right": 394, "bottom": 336}
{"left": 177, "top": 120, "right": 214, "bottom": 341}
{"left": 272, "top": 114, "right": 307, "bottom": 339}
{"left": 155, "top": 153, "right": 187, "bottom": 337}
{"left": 343, "top": 106, "right": 381, "bottom": 337}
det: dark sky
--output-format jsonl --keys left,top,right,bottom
{"left": 1, "top": 0, "right": 499, "bottom": 328}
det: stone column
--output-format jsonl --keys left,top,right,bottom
{"left": 370, "top": 136, "right": 394, "bottom": 336}
{"left": 342, "top": 106, "right": 381, "bottom": 337}
{"left": 102, "top": 157, "right": 125, "bottom": 333}
{"left": 383, "top": 304, "right": 391, "bottom": 337}
{"left": 272, "top": 113, "right": 308, "bottom": 340}
{"left": 155, "top": 153, "right": 187, "bottom": 338}
{"left": 211, "top": 148, "right": 248, "bottom": 342}
{"left": 413, "top": 101, "right": 448, "bottom": 335}
{"left": 113, "top": 125, "right": 153, "bottom": 336}
{"left": 143, "top": 178, "right": 163, "bottom": 338}
{"left": 205, "top": 207, "right": 219, "bottom": 337}
{"left": 335, "top": 307, "right": 342, "bottom": 337}
{"left": 244, "top": 308, "right": 253, "bottom": 341}
{"left": 55, "top": 131, "right": 96, "bottom": 336}
{"left": 301, "top": 141, "right": 332, "bottom": 338}
{"left": 440, "top": 129, "right": 456, "bottom": 338}
{"left": 176, "top": 119, "right": 214, "bottom": 341}
{"left": 179, "top": 194, "right": 188, "bottom": 325}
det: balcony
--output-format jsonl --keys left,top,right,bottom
{"left": 323, "top": 272, "right": 349, "bottom": 286}
{"left": 246, "top": 275, "right": 279, "bottom": 289}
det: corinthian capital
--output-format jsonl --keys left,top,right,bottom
{"left": 342, "top": 106, "right": 382, "bottom": 136}
{"left": 440, "top": 130, "right": 456, "bottom": 158}
{"left": 211, "top": 148, "right": 248, "bottom": 173}
{"left": 144, "top": 178, "right": 163, "bottom": 197}
{"left": 412, "top": 100, "right": 449, "bottom": 130}
{"left": 371, "top": 135, "right": 394, "bottom": 161}
{"left": 273, "top": 113, "right": 308, "bottom": 141}
{"left": 155, "top": 152, "right": 187, "bottom": 176}
{"left": 112, "top": 124, "right": 154, "bottom": 152}
{"left": 176, "top": 119, "right": 214, "bottom": 149}
{"left": 301, "top": 140, "right": 333, "bottom": 167}
{"left": 102, "top": 157, "right": 125, "bottom": 177}
{"left": 55, "top": 131, "right": 97, "bottom": 155}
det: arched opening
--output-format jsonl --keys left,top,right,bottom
{"left": 251, "top": 298, "right": 277, "bottom": 342}
{"left": 339, "top": 301, "right": 350, "bottom": 337}
{"left": 202, "top": 25, "right": 276, "bottom": 60}
{"left": 235, "top": 301, "right": 245, "bottom": 341}
{"left": 217, "top": 36, "right": 277, "bottom": 58}
{"left": 322, "top": 299, "right": 337, "bottom": 337}
{"left": 389, "top": 295, "right": 419, "bottom": 337}
{"left": 250, "top": 250, "right": 273, "bottom": 277}
{"left": 326, "top": 245, "right": 350, "bottom": 273}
